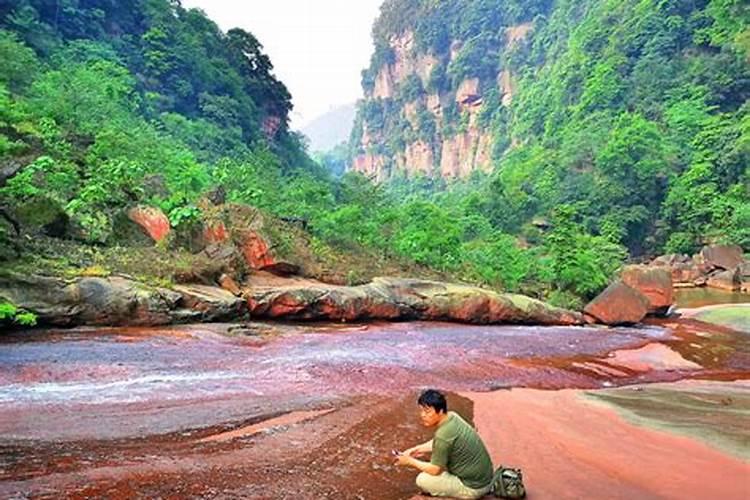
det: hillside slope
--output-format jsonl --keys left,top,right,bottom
{"left": 349, "top": 0, "right": 749, "bottom": 254}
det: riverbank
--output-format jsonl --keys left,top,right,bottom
{"left": 468, "top": 380, "right": 749, "bottom": 500}
{"left": 1, "top": 300, "right": 748, "bottom": 498}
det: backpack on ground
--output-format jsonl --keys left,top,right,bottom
{"left": 491, "top": 465, "right": 526, "bottom": 498}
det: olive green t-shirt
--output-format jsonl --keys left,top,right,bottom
{"left": 431, "top": 411, "right": 494, "bottom": 489}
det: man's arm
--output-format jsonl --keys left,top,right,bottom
{"left": 396, "top": 454, "right": 443, "bottom": 476}
{"left": 404, "top": 439, "right": 432, "bottom": 457}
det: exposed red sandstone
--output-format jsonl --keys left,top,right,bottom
{"left": 620, "top": 265, "right": 673, "bottom": 315}
{"left": 468, "top": 384, "right": 749, "bottom": 500}
{"left": 202, "top": 220, "right": 229, "bottom": 244}
{"left": 584, "top": 281, "right": 650, "bottom": 325}
{"left": 245, "top": 274, "right": 583, "bottom": 326}
{"left": 237, "top": 230, "right": 275, "bottom": 270}
{"left": 127, "top": 206, "right": 170, "bottom": 243}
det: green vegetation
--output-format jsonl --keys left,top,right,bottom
{"left": 0, "top": 0, "right": 317, "bottom": 245}
{"left": 0, "top": 300, "right": 37, "bottom": 327}
{"left": 343, "top": 0, "right": 748, "bottom": 305}
{"left": 1, "top": 0, "right": 747, "bottom": 317}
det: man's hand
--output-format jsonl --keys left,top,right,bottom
{"left": 393, "top": 451, "right": 443, "bottom": 476}
{"left": 394, "top": 451, "right": 413, "bottom": 467}
{"left": 403, "top": 440, "right": 432, "bottom": 458}
{"left": 404, "top": 447, "right": 427, "bottom": 458}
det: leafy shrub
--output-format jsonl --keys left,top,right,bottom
{"left": 0, "top": 301, "right": 37, "bottom": 327}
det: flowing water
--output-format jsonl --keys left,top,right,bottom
{"left": 1, "top": 315, "right": 748, "bottom": 498}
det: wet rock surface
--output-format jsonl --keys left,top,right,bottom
{"left": 1, "top": 271, "right": 583, "bottom": 327}
{"left": 0, "top": 304, "right": 749, "bottom": 498}
{"left": 246, "top": 274, "right": 584, "bottom": 326}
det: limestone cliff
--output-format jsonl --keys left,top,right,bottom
{"left": 348, "top": 1, "right": 538, "bottom": 181}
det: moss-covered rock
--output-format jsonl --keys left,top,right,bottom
{"left": 14, "top": 195, "right": 68, "bottom": 237}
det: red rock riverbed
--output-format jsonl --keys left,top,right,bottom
{"left": 1, "top": 314, "right": 748, "bottom": 498}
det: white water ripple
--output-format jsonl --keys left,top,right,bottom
{"left": 0, "top": 371, "right": 262, "bottom": 405}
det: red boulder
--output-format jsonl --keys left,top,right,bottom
{"left": 127, "top": 206, "right": 170, "bottom": 243}
{"left": 621, "top": 265, "right": 673, "bottom": 315}
{"left": 584, "top": 281, "right": 650, "bottom": 325}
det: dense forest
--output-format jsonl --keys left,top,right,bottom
{"left": 0, "top": 0, "right": 748, "bottom": 326}
{"left": 343, "top": 0, "right": 749, "bottom": 305}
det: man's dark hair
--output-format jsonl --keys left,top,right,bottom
{"left": 418, "top": 389, "right": 447, "bottom": 414}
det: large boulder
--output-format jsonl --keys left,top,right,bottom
{"left": 173, "top": 243, "right": 245, "bottom": 286}
{"left": 620, "top": 265, "right": 673, "bottom": 315}
{"left": 583, "top": 281, "right": 650, "bottom": 325}
{"left": 245, "top": 274, "right": 583, "bottom": 326}
{"left": 651, "top": 254, "right": 691, "bottom": 266}
{"left": 0, "top": 272, "right": 180, "bottom": 326}
{"left": 172, "top": 284, "right": 245, "bottom": 322}
{"left": 651, "top": 254, "right": 700, "bottom": 285}
{"left": 236, "top": 228, "right": 276, "bottom": 269}
{"left": 698, "top": 244, "right": 744, "bottom": 272}
{"left": 740, "top": 263, "right": 750, "bottom": 293}
{"left": 195, "top": 203, "right": 302, "bottom": 277}
{"left": 126, "top": 206, "right": 171, "bottom": 243}
{"left": 706, "top": 268, "right": 740, "bottom": 291}
{"left": 0, "top": 271, "right": 246, "bottom": 326}
{"left": 674, "top": 262, "right": 704, "bottom": 285}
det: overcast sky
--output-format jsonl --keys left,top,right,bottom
{"left": 181, "top": 0, "right": 383, "bottom": 129}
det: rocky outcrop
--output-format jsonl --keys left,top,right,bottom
{"left": 202, "top": 220, "right": 230, "bottom": 244}
{"left": 373, "top": 66, "right": 395, "bottom": 99}
{"left": 651, "top": 245, "right": 747, "bottom": 291}
{"left": 349, "top": 19, "right": 538, "bottom": 181}
{"left": 396, "top": 141, "right": 434, "bottom": 175}
{"left": 172, "top": 284, "right": 245, "bottom": 322}
{"left": 127, "top": 206, "right": 171, "bottom": 243}
{"left": 706, "top": 268, "right": 741, "bottom": 291}
{"left": 193, "top": 203, "right": 303, "bottom": 279}
{"left": 505, "top": 22, "right": 533, "bottom": 45}
{"left": 440, "top": 131, "right": 493, "bottom": 178}
{"left": 351, "top": 153, "right": 389, "bottom": 181}
{"left": 245, "top": 275, "right": 583, "bottom": 325}
{"left": 620, "top": 265, "right": 673, "bottom": 315}
{"left": 499, "top": 69, "right": 514, "bottom": 106}
{"left": 0, "top": 272, "right": 245, "bottom": 326}
{"left": 584, "top": 281, "right": 651, "bottom": 325}
{"left": 1, "top": 271, "right": 584, "bottom": 328}
{"left": 371, "top": 31, "right": 438, "bottom": 99}
{"left": 698, "top": 244, "right": 744, "bottom": 272}
{"left": 456, "top": 78, "right": 482, "bottom": 106}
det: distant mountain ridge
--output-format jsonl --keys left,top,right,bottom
{"left": 301, "top": 103, "right": 356, "bottom": 152}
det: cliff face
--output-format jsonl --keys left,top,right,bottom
{"left": 349, "top": 5, "right": 536, "bottom": 181}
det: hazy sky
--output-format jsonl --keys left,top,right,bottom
{"left": 181, "top": 0, "right": 383, "bottom": 129}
